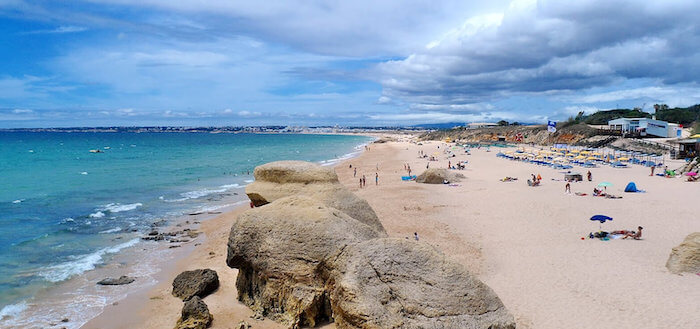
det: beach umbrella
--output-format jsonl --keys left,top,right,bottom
{"left": 597, "top": 182, "right": 613, "bottom": 187}
{"left": 689, "top": 134, "right": 700, "bottom": 139}
{"left": 590, "top": 214, "right": 613, "bottom": 230}
{"left": 592, "top": 152, "right": 602, "bottom": 156}
{"left": 586, "top": 156, "right": 598, "bottom": 160}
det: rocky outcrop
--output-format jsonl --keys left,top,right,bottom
{"left": 415, "top": 168, "right": 464, "bottom": 184}
{"left": 175, "top": 296, "right": 212, "bottom": 329}
{"left": 227, "top": 196, "right": 381, "bottom": 328}
{"left": 172, "top": 269, "right": 219, "bottom": 301}
{"left": 245, "top": 161, "right": 386, "bottom": 235}
{"left": 323, "top": 238, "right": 516, "bottom": 329}
{"left": 97, "top": 275, "right": 135, "bottom": 285}
{"left": 666, "top": 232, "right": 700, "bottom": 274}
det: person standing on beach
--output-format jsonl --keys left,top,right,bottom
{"left": 375, "top": 172, "right": 378, "bottom": 185}
{"left": 587, "top": 171, "right": 592, "bottom": 181}
{"left": 353, "top": 167, "right": 357, "bottom": 177}
{"left": 414, "top": 232, "right": 419, "bottom": 241}
{"left": 565, "top": 182, "right": 571, "bottom": 193}
{"left": 362, "top": 175, "right": 366, "bottom": 187}
{"left": 359, "top": 177, "right": 363, "bottom": 188}
{"left": 650, "top": 165, "right": 655, "bottom": 176}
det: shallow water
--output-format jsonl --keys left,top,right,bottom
{"left": 0, "top": 131, "right": 371, "bottom": 326}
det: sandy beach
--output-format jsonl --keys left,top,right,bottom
{"left": 85, "top": 138, "right": 699, "bottom": 329}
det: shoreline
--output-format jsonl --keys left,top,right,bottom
{"left": 0, "top": 133, "right": 376, "bottom": 329}
{"left": 80, "top": 138, "right": 380, "bottom": 329}
{"left": 89, "top": 138, "right": 699, "bottom": 329}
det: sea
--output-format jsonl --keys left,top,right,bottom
{"left": 0, "top": 131, "right": 372, "bottom": 328}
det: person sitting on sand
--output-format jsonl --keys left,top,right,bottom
{"left": 688, "top": 175, "right": 698, "bottom": 182}
{"left": 622, "top": 226, "right": 643, "bottom": 240}
{"left": 593, "top": 187, "right": 604, "bottom": 196}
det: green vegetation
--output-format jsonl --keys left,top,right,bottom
{"left": 580, "top": 104, "right": 699, "bottom": 127}
{"left": 583, "top": 108, "right": 651, "bottom": 125}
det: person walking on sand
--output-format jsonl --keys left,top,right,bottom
{"left": 353, "top": 167, "right": 357, "bottom": 177}
{"left": 375, "top": 173, "right": 379, "bottom": 185}
{"left": 587, "top": 170, "right": 592, "bottom": 181}
{"left": 565, "top": 182, "right": 571, "bottom": 193}
{"left": 359, "top": 177, "right": 363, "bottom": 188}
{"left": 650, "top": 165, "right": 655, "bottom": 176}
{"left": 414, "top": 232, "right": 419, "bottom": 241}
{"left": 362, "top": 175, "right": 366, "bottom": 187}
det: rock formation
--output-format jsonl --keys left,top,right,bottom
{"left": 175, "top": 296, "right": 212, "bottom": 329}
{"left": 245, "top": 161, "right": 386, "bottom": 235}
{"left": 666, "top": 232, "right": 700, "bottom": 274}
{"left": 415, "top": 168, "right": 464, "bottom": 184}
{"left": 96, "top": 275, "right": 135, "bottom": 285}
{"left": 228, "top": 161, "right": 514, "bottom": 329}
{"left": 172, "top": 269, "right": 219, "bottom": 301}
{"left": 227, "top": 196, "right": 381, "bottom": 328}
{"left": 323, "top": 238, "right": 516, "bottom": 329}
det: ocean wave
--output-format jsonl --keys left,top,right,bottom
{"left": 89, "top": 211, "right": 105, "bottom": 218}
{"left": 12, "top": 199, "right": 24, "bottom": 204}
{"left": 38, "top": 238, "right": 140, "bottom": 283}
{"left": 0, "top": 301, "right": 27, "bottom": 321}
{"left": 101, "top": 203, "right": 142, "bottom": 213}
{"left": 98, "top": 227, "right": 121, "bottom": 234}
{"left": 164, "top": 184, "right": 241, "bottom": 202}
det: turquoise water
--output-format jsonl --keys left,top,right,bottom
{"left": 0, "top": 132, "right": 371, "bottom": 314}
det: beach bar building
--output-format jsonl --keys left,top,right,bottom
{"left": 607, "top": 118, "right": 680, "bottom": 138}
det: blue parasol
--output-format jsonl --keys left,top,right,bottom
{"left": 590, "top": 215, "right": 612, "bottom": 231}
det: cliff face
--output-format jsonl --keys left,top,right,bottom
{"left": 420, "top": 123, "right": 597, "bottom": 145}
{"left": 227, "top": 161, "right": 516, "bottom": 329}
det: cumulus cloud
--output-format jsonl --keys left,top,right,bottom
{"left": 378, "top": 0, "right": 700, "bottom": 112}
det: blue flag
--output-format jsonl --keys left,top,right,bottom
{"left": 548, "top": 120, "right": 557, "bottom": 127}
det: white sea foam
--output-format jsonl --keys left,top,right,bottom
{"left": 244, "top": 179, "right": 254, "bottom": 183}
{"left": 89, "top": 211, "right": 105, "bottom": 218}
{"left": 98, "top": 227, "right": 121, "bottom": 234}
{"left": 166, "top": 184, "right": 241, "bottom": 202}
{"left": 80, "top": 172, "right": 88, "bottom": 175}
{"left": 63, "top": 217, "right": 75, "bottom": 222}
{"left": 12, "top": 199, "right": 24, "bottom": 204}
{"left": 0, "top": 301, "right": 27, "bottom": 320}
{"left": 38, "top": 238, "right": 139, "bottom": 282}
{"left": 101, "top": 203, "right": 142, "bottom": 213}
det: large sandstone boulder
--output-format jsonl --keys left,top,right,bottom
{"left": 245, "top": 161, "right": 386, "bottom": 235}
{"left": 175, "top": 296, "right": 212, "bottom": 329}
{"left": 666, "top": 232, "right": 700, "bottom": 274}
{"left": 172, "top": 269, "right": 219, "bottom": 301}
{"left": 415, "top": 168, "right": 464, "bottom": 184}
{"left": 227, "top": 196, "right": 381, "bottom": 328}
{"left": 323, "top": 238, "right": 516, "bottom": 329}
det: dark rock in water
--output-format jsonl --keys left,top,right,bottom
{"left": 61, "top": 318, "right": 69, "bottom": 322}
{"left": 172, "top": 269, "right": 219, "bottom": 301}
{"left": 148, "top": 230, "right": 159, "bottom": 236}
{"left": 97, "top": 276, "right": 135, "bottom": 286}
{"left": 176, "top": 296, "right": 212, "bottom": 329}
{"left": 170, "top": 245, "right": 181, "bottom": 248}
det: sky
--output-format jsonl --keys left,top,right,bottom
{"left": 1, "top": 0, "right": 699, "bottom": 127}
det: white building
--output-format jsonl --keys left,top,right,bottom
{"left": 466, "top": 122, "right": 499, "bottom": 129}
{"left": 607, "top": 117, "right": 681, "bottom": 138}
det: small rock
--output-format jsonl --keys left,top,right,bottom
{"left": 236, "top": 320, "right": 251, "bottom": 329}
{"left": 61, "top": 318, "right": 69, "bottom": 322}
{"left": 172, "top": 269, "right": 219, "bottom": 300}
{"left": 97, "top": 276, "right": 135, "bottom": 286}
{"left": 170, "top": 245, "right": 181, "bottom": 248}
{"left": 148, "top": 230, "right": 159, "bottom": 236}
{"left": 175, "top": 296, "right": 212, "bottom": 329}
{"left": 208, "top": 252, "right": 215, "bottom": 255}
